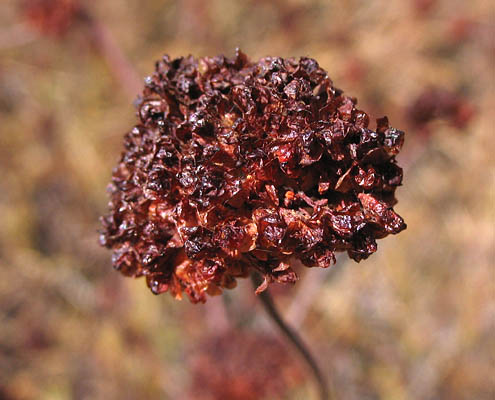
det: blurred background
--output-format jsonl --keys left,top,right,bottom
{"left": 0, "top": 0, "right": 494, "bottom": 399}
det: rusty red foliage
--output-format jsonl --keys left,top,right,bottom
{"left": 99, "top": 50, "right": 406, "bottom": 303}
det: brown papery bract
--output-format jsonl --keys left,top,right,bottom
{"left": 99, "top": 49, "right": 406, "bottom": 303}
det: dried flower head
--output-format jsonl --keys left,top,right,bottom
{"left": 187, "top": 331, "right": 303, "bottom": 400}
{"left": 100, "top": 49, "right": 406, "bottom": 303}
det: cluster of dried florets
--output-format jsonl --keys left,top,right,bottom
{"left": 187, "top": 331, "right": 303, "bottom": 400}
{"left": 100, "top": 49, "right": 406, "bottom": 303}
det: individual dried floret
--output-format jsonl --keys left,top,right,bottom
{"left": 100, "top": 49, "right": 406, "bottom": 302}
{"left": 187, "top": 331, "right": 303, "bottom": 400}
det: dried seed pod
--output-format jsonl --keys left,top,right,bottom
{"left": 100, "top": 49, "right": 406, "bottom": 303}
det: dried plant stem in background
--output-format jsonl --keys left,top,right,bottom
{"left": 83, "top": 13, "right": 142, "bottom": 98}
{"left": 286, "top": 256, "right": 344, "bottom": 329}
{"left": 20, "top": 0, "right": 141, "bottom": 98}
{"left": 204, "top": 295, "right": 230, "bottom": 333}
{"left": 0, "top": 24, "right": 36, "bottom": 50}
{"left": 251, "top": 273, "right": 331, "bottom": 400}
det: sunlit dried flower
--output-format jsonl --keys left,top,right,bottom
{"left": 187, "top": 331, "right": 303, "bottom": 400}
{"left": 20, "top": 0, "right": 83, "bottom": 37}
{"left": 100, "top": 49, "right": 406, "bottom": 302}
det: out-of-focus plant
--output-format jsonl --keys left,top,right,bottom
{"left": 19, "top": 0, "right": 141, "bottom": 96}
{"left": 407, "top": 86, "right": 474, "bottom": 132}
{"left": 20, "top": 0, "right": 85, "bottom": 38}
{"left": 187, "top": 330, "right": 304, "bottom": 400}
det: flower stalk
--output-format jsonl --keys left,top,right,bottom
{"left": 251, "top": 273, "right": 331, "bottom": 400}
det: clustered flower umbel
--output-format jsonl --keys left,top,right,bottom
{"left": 100, "top": 49, "right": 406, "bottom": 303}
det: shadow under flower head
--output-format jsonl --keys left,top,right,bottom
{"left": 99, "top": 49, "right": 406, "bottom": 303}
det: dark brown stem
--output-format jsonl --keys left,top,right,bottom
{"left": 251, "top": 273, "right": 330, "bottom": 400}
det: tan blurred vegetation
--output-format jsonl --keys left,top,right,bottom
{"left": 0, "top": 0, "right": 494, "bottom": 399}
